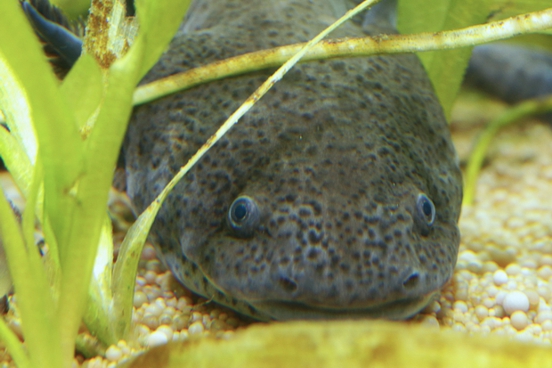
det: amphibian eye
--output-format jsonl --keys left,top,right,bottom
{"left": 228, "top": 196, "right": 260, "bottom": 238}
{"left": 416, "top": 193, "right": 435, "bottom": 226}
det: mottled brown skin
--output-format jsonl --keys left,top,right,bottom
{"left": 124, "top": 0, "right": 463, "bottom": 320}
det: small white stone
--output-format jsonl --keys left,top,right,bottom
{"left": 144, "top": 270, "right": 157, "bottom": 284}
{"left": 481, "top": 316, "right": 502, "bottom": 329}
{"left": 420, "top": 315, "right": 439, "bottom": 329}
{"left": 536, "top": 310, "right": 552, "bottom": 324}
{"left": 475, "top": 305, "right": 489, "bottom": 321}
{"left": 542, "top": 320, "right": 552, "bottom": 331}
{"left": 482, "top": 297, "right": 495, "bottom": 309}
{"left": 510, "top": 311, "right": 529, "bottom": 331}
{"left": 141, "top": 245, "right": 157, "bottom": 260}
{"left": 135, "top": 276, "right": 146, "bottom": 287}
{"left": 495, "top": 291, "right": 507, "bottom": 305}
{"left": 491, "top": 305, "right": 505, "bottom": 318}
{"left": 188, "top": 321, "right": 205, "bottom": 335}
{"left": 133, "top": 291, "right": 148, "bottom": 308}
{"left": 493, "top": 270, "right": 508, "bottom": 285}
{"left": 524, "top": 290, "right": 540, "bottom": 307}
{"left": 105, "top": 345, "right": 123, "bottom": 361}
{"left": 146, "top": 331, "right": 169, "bottom": 347}
{"left": 156, "top": 325, "right": 174, "bottom": 342}
{"left": 453, "top": 301, "right": 468, "bottom": 313}
{"left": 144, "top": 302, "right": 164, "bottom": 317}
{"left": 538, "top": 266, "right": 552, "bottom": 280}
{"left": 503, "top": 291, "right": 530, "bottom": 315}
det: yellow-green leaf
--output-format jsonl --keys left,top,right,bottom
{"left": 60, "top": 53, "right": 103, "bottom": 134}
{"left": 398, "top": 0, "right": 490, "bottom": 120}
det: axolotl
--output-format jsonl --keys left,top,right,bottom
{"left": 123, "top": 0, "right": 463, "bottom": 321}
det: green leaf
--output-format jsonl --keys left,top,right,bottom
{"left": 0, "top": 166, "right": 62, "bottom": 368}
{"left": 0, "top": 317, "right": 30, "bottom": 368}
{"left": 0, "top": 0, "right": 85, "bottom": 255}
{"left": 122, "top": 0, "right": 193, "bottom": 83}
{"left": 398, "top": 0, "right": 490, "bottom": 120}
{"left": 60, "top": 53, "right": 104, "bottom": 133}
{"left": 84, "top": 217, "right": 118, "bottom": 346}
{"left": 0, "top": 128, "right": 33, "bottom": 197}
{"left": 488, "top": 0, "right": 552, "bottom": 20}
{"left": 112, "top": 200, "right": 160, "bottom": 338}
{"left": 50, "top": 0, "right": 91, "bottom": 19}
{"left": 99, "top": 0, "right": 192, "bottom": 340}
{"left": 398, "top": 0, "right": 552, "bottom": 120}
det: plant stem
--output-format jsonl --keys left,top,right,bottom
{"left": 0, "top": 317, "right": 30, "bottom": 368}
{"left": 463, "top": 94, "right": 552, "bottom": 206}
{"left": 133, "top": 7, "right": 552, "bottom": 106}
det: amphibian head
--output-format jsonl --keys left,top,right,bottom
{"left": 125, "top": 0, "right": 462, "bottom": 320}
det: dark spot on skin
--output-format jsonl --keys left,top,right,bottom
{"left": 279, "top": 277, "right": 298, "bottom": 293}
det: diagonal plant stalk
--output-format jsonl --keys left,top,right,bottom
{"left": 133, "top": 7, "right": 552, "bottom": 118}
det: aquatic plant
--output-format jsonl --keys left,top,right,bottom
{"left": 0, "top": 0, "right": 190, "bottom": 366}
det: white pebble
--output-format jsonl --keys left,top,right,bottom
{"left": 493, "top": 270, "right": 508, "bottom": 285}
{"left": 503, "top": 291, "right": 530, "bottom": 315}
{"left": 453, "top": 301, "right": 468, "bottom": 313}
{"left": 506, "top": 264, "right": 522, "bottom": 276}
{"left": 146, "top": 331, "right": 169, "bottom": 347}
{"left": 156, "top": 325, "right": 174, "bottom": 342}
{"left": 538, "top": 287, "right": 551, "bottom": 300}
{"left": 482, "top": 297, "right": 495, "bottom": 309}
{"left": 474, "top": 305, "right": 489, "bottom": 321}
{"left": 481, "top": 317, "right": 502, "bottom": 329}
{"left": 141, "top": 245, "right": 157, "bottom": 260}
{"left": 105, "top": 345, "right": 123, "bottom": 361}
{"left": 510, "top": 311, "right": 529, "bottom": 331}
{"left": 177, "top": 297, "right": 192, "bottom": 311}
{"left": 188, "top": 321, "right": 205, "bottom": 335}
{"left": 136, "top": 276, "right": 146, "bottom": 287}
{"left": 133, "top": 291, "right": 148, "bottom": 308}
{"left": 524, "top": 290, "right": 540, "bottom": 307}
{"left": 536, "top": 310, "right": 552, "bottom": 324}
{"left": 542, "top": 320, "right": 552, "bottom": 331}
{"left": 420, "top": 315, "right": 439, "bottom": 329}
{"left": 495, "top": 291, "right": 507, "bottom": 305}
{"left": 538, "top": 266, "right": 552, "bottom": 280}
{"left": 144, "top": 270, "right": 157, "bottom": 284}
{"left": 490, "top": 305, "right": 505, "bottom": 318}
{"left": 144, "top": 302, "right": 163, "bottom": 317}
{"left": 540, "top": 256, "right": 552, "bottom": 266}
{"left": 487, "top": 285, "right": 499, "bottom": 297}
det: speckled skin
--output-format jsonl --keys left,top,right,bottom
{"left": 124, "top": 0, "right": 463, "bottom": 320}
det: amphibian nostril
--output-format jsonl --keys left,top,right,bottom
{"left": 279, "top": 277, "right": 298, "bottom": 293}
{"left": 402, "top": 272, "right": 420, "bottom": 290}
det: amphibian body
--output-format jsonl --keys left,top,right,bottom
{"left": 125, "top": 0, "right": 463, "bottom": 321}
